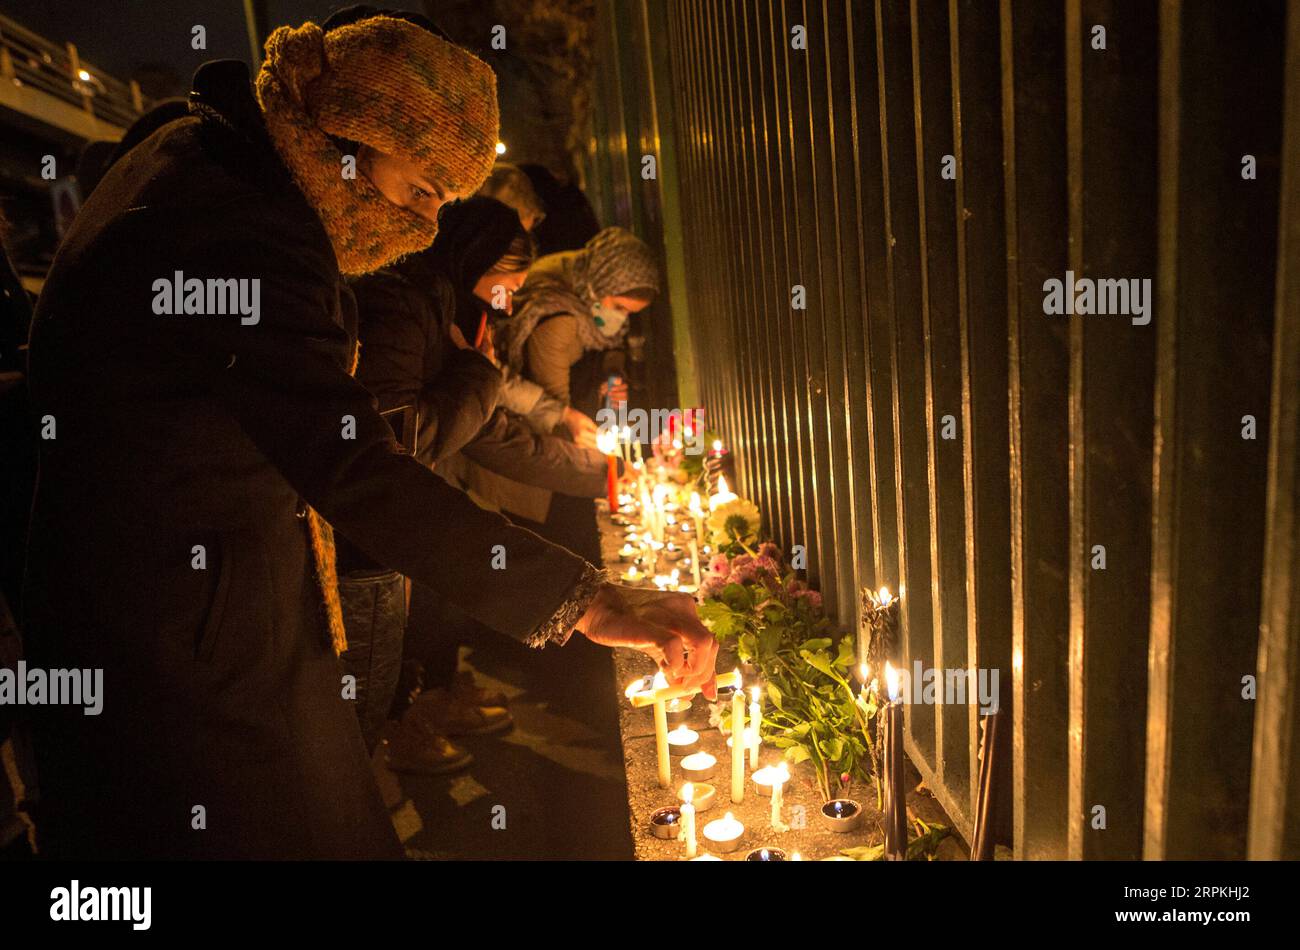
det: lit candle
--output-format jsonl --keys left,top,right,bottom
{"left": 652, "top": 671, "right": 671, "bottom": 788}
{"left": 621, "top": 565, "right": 642, "bottom": 584}
{"left": 882, "top": 661, "right": 907, "bottom": 859}
{"left": 689, "top": 491, "right": 706, "bottom": 542}
{"left": 702, "top": 811, "right": 744, "bottom": 853}
{"left": 666, "top": 725, "right": 700, "bottom": 756}
{"left": 689, "top": 537, "right": 702, "bottom": 587}
{"left": 618, "top": 543, "right": 637, "bottom": 561}
{"left": 731, "top": 672, "right": 745, "bottom": 803}
{"left": 597, "top": 429, "right": 619, "bottom": 512}
{"left": 710, "top": 474, "right": 739, "bottom": 511}
{"left": 751, "top": 764, "right": 784, "bottom": 797}
{"left": 680, "top": 751, "right": 718, "bottom": 782}
{"left": 680, "top": 783, "right": 697, "bottom": 858}
{"left": 749, "top": 687, "right": 762, "bottom": 769}
{"left": 627, "top": 668, "right": 741, "bottom": 707}
{"left": 770, "top": 762, "right": 790, "bottom": 832}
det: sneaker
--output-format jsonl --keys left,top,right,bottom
{"left": 409, "top": 687, "right": 513, "bottom": 737}
{"left": 384, "top": 717, "right": 473, "bottom": 775}
{"left": 451, "top": 670, "right": 510, "bottom": 709}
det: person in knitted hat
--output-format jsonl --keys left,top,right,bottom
{"left": 22, "top": 11, "right": 716, "bottom": 860}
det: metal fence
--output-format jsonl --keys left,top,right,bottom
{"left": 586, "top": 0, "right": 1300, "bottom": 859}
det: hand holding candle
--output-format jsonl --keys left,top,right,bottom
{"left": 580, "top": 585, "right": 720, "bottom": 701}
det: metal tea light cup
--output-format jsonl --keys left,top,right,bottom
{"left": 818, "top": 799, "right": 865, "bottom": 833}
{"left": 745, "top": 847, "right": 788, "bottom": 861}
{"left": 650, "top": 805, "right": 683, "bottom": 839}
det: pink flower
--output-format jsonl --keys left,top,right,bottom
{"left": 753, "top": 555, "right": 780, "bottom": 578}
{"left": 699, "top": 576, "right": 727, "bottom": 600}
{"left": 757, "top": 542, "right": 780, "bottom": 562}
{"left": 708, "top": 554, "right": 731, "bottom": 576}
{"left": 791, "top": 588, "right": 823, "bottom": 610}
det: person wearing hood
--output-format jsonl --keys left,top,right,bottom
{"left": 341, "top": 196, "right": 617, "bottom": 769}
{"left": 22, "top": 9, "right": 715, "bottom": 860}
{"left": 487, "top": 228, "right": 660, "bottom": 560}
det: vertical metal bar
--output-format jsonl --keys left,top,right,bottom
{"left": 950, "top": 0, "right": 1012, "bottom": 836}
{"left": 1000, "top": 0, "right": 1070, "bottom": 861}
{"left": 812, "top": 0, "right": 868, "bottom": 626}
{"left": 910, "top": 0, "right": 964, "bottom": 794}
{"left": 1145, "top": 0, "right": 1283, "bottom": 860}
{"left": 875, "top": 0, "right": 938, "bottom": 765}
{"left": 782, "top": 0, "right": 838, "bottom": 613}
{"left": 1249, "top": 0, "right": 1300, "bottom": 862}
{"left": 1066, "top": 0, "right": 1159, "bottom": 861}
{"left": 734, "top": 1, "right": 785, "bottom": 537}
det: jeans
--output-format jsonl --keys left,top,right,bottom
{"left": 338, "top": 570, "right": 407, "bottom": 755}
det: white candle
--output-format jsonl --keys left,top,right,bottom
{"left": 680, "top": 783, "right": 697, "bottom": 859}
{"left": 702, "top": 811, "right": 744, "bottom": 853}
{"left": 770, "top": 763, "right": 790, "bottom": 832}
{"left": 731, "top": 674, "right": 745, "bottom": 803}
{"left": 666, "top": 725, "right": 699, "bottom": 756}
{"left": 654, "top": 699, "right": 671, "bottom": 788}
{"left": 710, "top": 474, "right": 739, "bottom": 511}
{"left": 749, "top": 687, "right": 762, "bottom": 769}
{"left": 689, "top": 538, "right": 702, "bottom": 587}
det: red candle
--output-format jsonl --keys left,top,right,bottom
{"left": 606, "top": 454, "right": 618, "bottom": 512}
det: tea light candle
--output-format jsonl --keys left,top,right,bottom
{"left": 665, "top": 695, "right": 693, "bottom": 725}
{"left": 748, "top": 687, "right": 762, "bottom": 769}
{"left": 751, "top": 764, "right": 785, "bottom": 797}
{"left": 684, "top": 782, "right": 717, "bottom": 812}
{"left": 649, "top": 805, "right": 682, "bottom": 839}
{"left": 818, "top": 799, "right": 865, "bottom": 833}
{"left": 680, "top": 752, "right": 718, "bottom": 782}
{"left": 622, "top": 565, "right": 642, "bottom": 584}
{"left": 664, "top": 542, "right": 684, "bottom": 561}
{"left": 680, "top": 783, "right": 697, "bottom": 858}
{"left": 689, "top": 854, "right": 723, "bottom": 861}
{"left": 666, "top": 725, "right": 700, "bottom": 756}
{"left": 702, "top": 812, "right": 744, "bottom": 853}
{"left": 745, "top": 847, "right": 787, "bottom": 861}
{"left": 730, "top": 675, "right": 745, "bottom": 803}
{"left": 619, "top": 543, "right": 638, "bottom": 561}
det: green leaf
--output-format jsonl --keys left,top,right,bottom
{"left": 784, "top": 745, "right": 811, "bottom": 764}
{"left": 800, "top": 650, "right": 836, "bottom": 678}
{"left": 766, "top": 682, "right": 783, "bottom": 711}
{"left": 798, "top": 637, "right": 833, "bottom": 653}
{"left": 721, "top": 583, "right": 753, "bottom": 612}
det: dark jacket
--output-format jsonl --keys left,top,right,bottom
{"left": 22, "top": 60, "right": 590, "bottom": 859}
{"left": 348, "top": 239, "right": 610, "bottom": 499}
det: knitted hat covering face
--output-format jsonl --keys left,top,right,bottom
{"left": 255, "top": 17, "right": 500, "bottom": 275}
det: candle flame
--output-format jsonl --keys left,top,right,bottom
{"left": 885, "top": 661, "right": 900, "bottom": 702}
{"left": 652, "top": 671, "right": 669, "bottom": 689}
{"left": 859, "top": 662, "right": 870, "bottom": 683}
{"left": 596, "top": 428, "right": 617, "bottom": 455}
{"left": 879, "top": 586, "right": 891, "bottom": 603}
{"left": 689, "top": 491, "right": 702, "bottom": 513}
{"left": 717, "top": 474, "right": 730, "bottom": 494}
{"left": 680, "top": 782, "right": 694, "bottom": 803}
{"left": 712, "top": 440, "right": 723, "bottom": 452}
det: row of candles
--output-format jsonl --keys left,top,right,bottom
{"left": 610, "top": 475, "right": 736, "bottom": 593}
{"left": 626, "top": 661, "right": 909, "bottom": 860}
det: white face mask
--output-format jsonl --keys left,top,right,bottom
{"left": 591, "top": 301, "right": 629, "bottom": 338}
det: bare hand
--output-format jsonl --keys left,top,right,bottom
{"left": 577, "top": 584, "right": 719, "bottom": 700}
{"left": 563, "top": 406, "right": 599, "bottom": 450}
{"left": 448, "top": 324, "right": 471, "bottom": 351}
{"left": 478, "top": 323, "right": 496, "bottom": 364}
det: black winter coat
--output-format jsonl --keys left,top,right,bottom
{"left": 348, "top": 258, "right": 610, "bottom": 497}
{"left": 22, "top": 61, "right": 591, "bottom": 859}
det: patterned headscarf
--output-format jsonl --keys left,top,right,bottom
{"left": 500, "top": 227, "right": 659, "bottom": 373}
